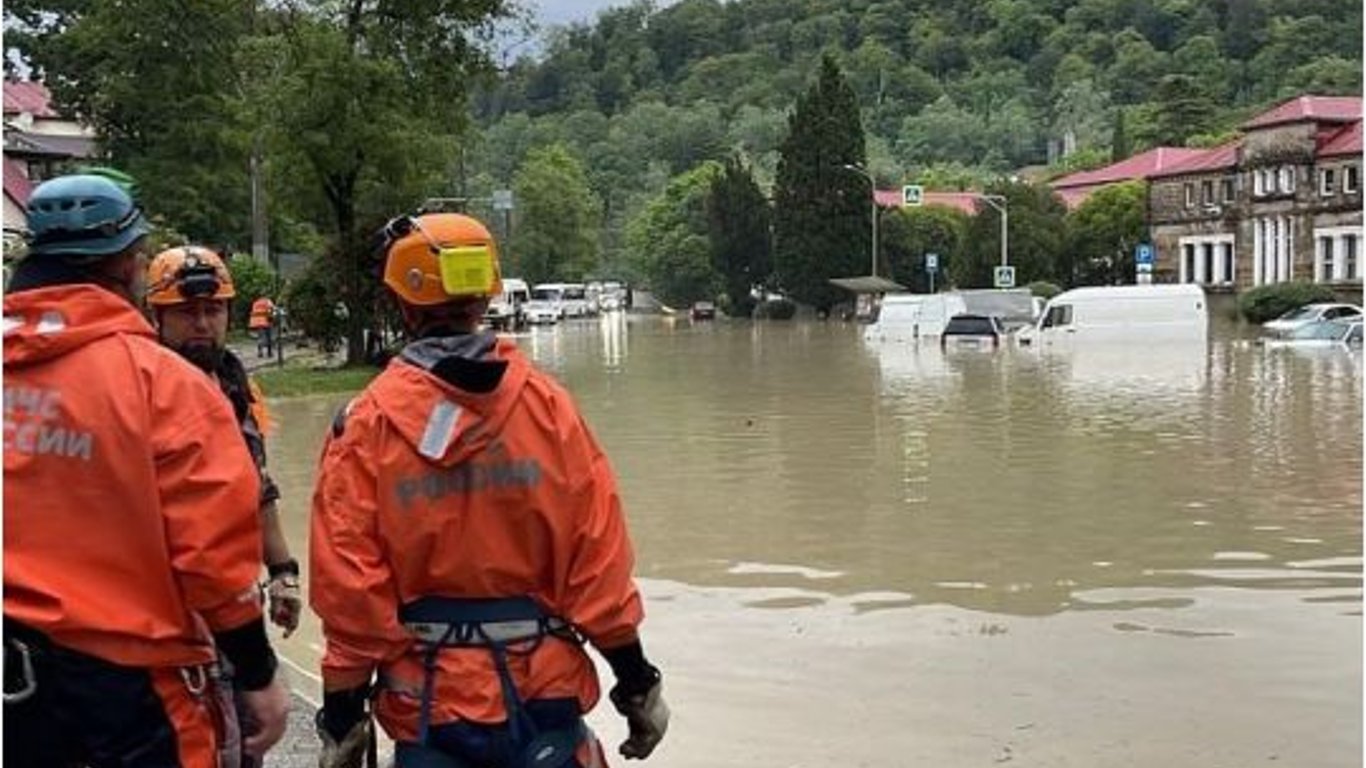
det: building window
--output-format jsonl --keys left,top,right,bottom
{"left": 1347, "top": 234, "right": 1359, "bottom": 281}
{"left": 1221, "top": 177, "right": 1236, "bottom": 203}
{"left": 1346, "top": 165, "right": 1360, "bottom": 194}
{"left": 1320, "top": 168, "right": 1336, "bottom": 196}
{"left": 1183, "top": 183, "right": 1195, "bottom": 208}
{"left": 1319, "top": 236, "right": 1335, "bottom": 282}
{"left": 1183, "top": 244, "right": 1196, "bottom": 283}
{"left": 1253, "top": 170, "right": 1266, "bottom": 196}
{"left": 1200, "top": 180, "right": 1214, "bottom": 205}
{"left": 1180, "top": 236, "right": 1234, "bottom": 285}
{"left": 1278, "top": 166, "right": 1295, "bottom": 193}
{"left": 1222, "top": 242, "right": 1235, "bottom": 284}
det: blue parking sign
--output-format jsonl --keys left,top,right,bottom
{"left": 1135, "top": 243, "right": 1154, "bottom": 266}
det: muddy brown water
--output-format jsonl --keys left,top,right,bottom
{"left": 266, "top": 314, "right": 1361, "bottom": 767}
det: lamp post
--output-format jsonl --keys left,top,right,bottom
{"left": 975, "top": 194, "right": 1009, "bottom": 268}
{"left": 839, "top": 163, "right": 879, "bottom": 278}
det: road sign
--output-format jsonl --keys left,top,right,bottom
{"left": 1135, "top": 243, "right": 1154, "bottom": 266}
{"left": 993, "top": 265, "right": 1016, "bottom": 289}
{"left": 492, "top": 189, "right": 515, "bottom": 211}
{"left": 925, "top": 252, "right": 939, "bottom": 272}
{"left": 902, "top": 184, "right": 924, "bottom": 207}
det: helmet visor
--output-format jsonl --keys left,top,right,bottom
{"left": 437, "top": 245, "right": 497, "bottom": 297}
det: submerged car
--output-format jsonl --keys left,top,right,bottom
{"left": 940, "top": 313, "right": 1005, "bottom": 350}
{"left": 1263, "top": 303, "right": 1362, "bottom": 337}
{"left": 690, "top": 301, "right": 717, "bottom": 321}
{"left": 1262, "top": 318, "right": 1363, "bottom": 348}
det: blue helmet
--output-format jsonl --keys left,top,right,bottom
{"left": 25, "top": 174, "right": 150, "bottom": 259}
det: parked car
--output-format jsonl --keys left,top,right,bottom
{"left": 1262, "top": 303, "right": 1362, "bottom": 337}
{"left": 940, "top": 314, "right": 1005, "bottom": 350}
{"left": 690, "top": 301, "right": 717, "bottom": 320}
{"left": 1262, "top": 318, "right": 1363, "bottom": 348}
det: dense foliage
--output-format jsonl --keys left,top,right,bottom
{"left": 1238, "top": 281, "right": 1339, "bottom": 323}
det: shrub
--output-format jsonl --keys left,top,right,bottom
{"left": 1238, "top": 281, "right": 1338, "bottom": 324}
{"left": 1027, "top": 280, "right": 1062, "bottom": 299}
{"left": 284, "top": 260, "right": 347, "bottom": 354}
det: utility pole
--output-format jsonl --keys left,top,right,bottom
{"left": 974, "top": 193, "right": 1009, "bottom": 267}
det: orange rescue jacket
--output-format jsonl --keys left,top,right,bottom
{"left": 3, "top": 284, "right": 265, "bottom": 668}
{"left": 248, "top": 297, "right": 274, "bottom": 330}
{"left": 310, "top": 335, "right": 643, "bottom": 740}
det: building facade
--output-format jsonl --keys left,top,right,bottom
{"left": 1147, "top": 96, "right": 1362, "bottom": 292}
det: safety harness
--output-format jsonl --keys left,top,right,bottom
{"left": 395, "top": 596, "right": 587, "bottom": 768}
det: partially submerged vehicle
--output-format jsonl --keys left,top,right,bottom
{"left": 1017, "top": 284, "right": 1208, "bottom": 347}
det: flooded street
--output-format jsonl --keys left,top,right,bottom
{"left": 266, "top": 315, "right": 1361, "bottom": 767}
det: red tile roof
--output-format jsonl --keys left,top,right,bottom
{"left": 874, "top": 189, "right": 980, "bottom": 215}
{"left": 3, "top": 81, "right": 58, "bottom": 119}
{"left": 4, "top": 157, "right": 35, "bottom": 209}
{"left": 1242, "top": 95, "right": 1362, "bottom": 130}
{"left": 1318, "top": 119, "right": 1363, "bottom": 158}
{"left": 1051, "top": 148, "right": 1208, "bottom": 189}
{"left": 1148, "top": 142, "right": 1241, "bottom": 179}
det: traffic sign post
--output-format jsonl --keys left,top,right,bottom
{"left": 925, "top": 252, "right": 939, "bottom": 293}
{"left": 993, "top": 265, "right": 1016, "bottom": 289}
{"left": 492, "top": 189, "right": 514, "bottom": 211}
{"left": 1134, "top": 243, "right": 1154, "bottom": 285}
{"left": 902, "top": 184, "right": 923, "bottom": 207}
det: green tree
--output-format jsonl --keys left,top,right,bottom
{"left": 955, "top": 180, "right": 1067, "bottom": 289}
{"left": 772, "top": 54, "right": 869, "bottom": 312}
{"left": 511, "top": 144, "right": 601, "bottom": 283}
{"left": 1111, "top": 107, "right": 1130, "bottom": 161}
{"left": 879, "top": 206, "right": 967, "bottom": 293}
{"left": 627, "top": 162, "right": 724, "bottom": 308}
{"left": 707, "top": 155, "right": 772, "bottom": 317}
{"left": 255, "top": 1, "right": 513, "bottom": 364}
{"left": 1149, "top": 74, "right": 1217, "bottom": 147}
{"left": 6, "top": 0, "right": 255, "bottom": 246}
{"left": 1065, "top": 180, "right": 1147, "bottom": 286}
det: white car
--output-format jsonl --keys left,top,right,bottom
{"left": 1263, "top": 303, "right": 1361, "bottom": 336}
{"left": 523, "top": 300, "right": 561, "bottom": 325}
{"left": 1262, "top": 319, "right": 1363, "bottom": 348}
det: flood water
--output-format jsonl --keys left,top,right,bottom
{"left": 266, "top": 314, "right": 1362, "bottom": 767}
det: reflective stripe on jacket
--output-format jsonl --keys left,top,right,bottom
{"left": 310, "top": 335, "right": 643, "bottom": 740}
{"left": 3, "top": 285, "right": 264, "bottom": 668}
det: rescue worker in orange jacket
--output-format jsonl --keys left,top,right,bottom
{"left": 3, "top": 174, "right": 290, "bottom": 767}
{"left": 249, "top": 295, "right": 276, "bottom": 358}
{"left": 146, "top": 246, "right": 304, "bottom": 767}
{"left": 310, "top": 212, "right": 669, "bottom": 768}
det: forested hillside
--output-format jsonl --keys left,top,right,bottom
{"left": 465, "top": 0, "right": 1360, "bottom": 275}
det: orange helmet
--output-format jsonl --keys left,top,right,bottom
{"left": 146, "top": 246, "right": 236, "bottom": 306}
{"left": 381, "top": 213, "right": 502, "bottom": 306}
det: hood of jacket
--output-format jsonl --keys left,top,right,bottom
{"left": 368, "top": 332, "right": 531, "bottom": 468}
{"left": 3, "top": 284, "right": 155, "bottom": 368}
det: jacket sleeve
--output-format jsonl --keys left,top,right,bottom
{"left": 556, "top": 413, "right": 644, "bottom": 650}
{"left": 309, "top": 409, "right": 409, "bottom": 690}
{"left": 150, "top": 357, "right": 264, "bottom": 633}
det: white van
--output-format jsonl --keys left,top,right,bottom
{"left": 1019, "top": 284, "right": 1208, "bottom": 346}
{"left": 484, "top": 278, "right": 529, "bottom": 330}
{"left": 864, "top": 293, "right": 968, "bottom": 342}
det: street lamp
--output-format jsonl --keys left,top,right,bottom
{"left": 839, "top": 163, "right": 879, "bottom": 278}
{"left": 974, "top": 194, "right": 1009, "bottom": 268}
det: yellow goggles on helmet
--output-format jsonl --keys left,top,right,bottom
{"left": 437, "top": 245, "right": 498, "bottom": 297}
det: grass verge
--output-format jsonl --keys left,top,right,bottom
{"left": 254, "top": 364, "right": 381, "bottom": 397}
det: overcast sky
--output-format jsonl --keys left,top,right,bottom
{"left": 530, "top": 0, "right": 667, "bottom": 26}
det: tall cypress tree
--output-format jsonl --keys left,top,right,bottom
{"left": 772, "top": 54, "right": 869, "bottom": 313}
{"left": 1111, "top": 107, "right": 1130, "bottom": 162}
{"left": 708, "top": 154, "right": 772, "bottom": 318}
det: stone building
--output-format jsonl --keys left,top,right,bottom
{"left": 1147, "top": 95, "right": 1362, "bottom": 292}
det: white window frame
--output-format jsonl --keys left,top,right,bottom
{"left": 1178, "top": 234, "right": 1236, "bottom": 286}
{"left": 1313, "top": 225, "right": 1363, "bottom": 283}
{"left": 1221, "top": 177, "right": 1236, "bottom": 203}
{"left": 1278, "top": 166, "right": 1295, "bottom": 194}
{"left": 1183, "top": 183, "right": 1195, "bottom": 208}
{"left": 1320, "top": 168, "right": 1336, "bottom": 197}
{"left": 1345, "top": 165, "right": 1360, "bottom": 194}
{"left": 1253, "top": 169, "right": 1266, "bottom": 197}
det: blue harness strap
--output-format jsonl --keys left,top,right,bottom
{"left": 398, "top": 596, "right": 584, "bottom": 768}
